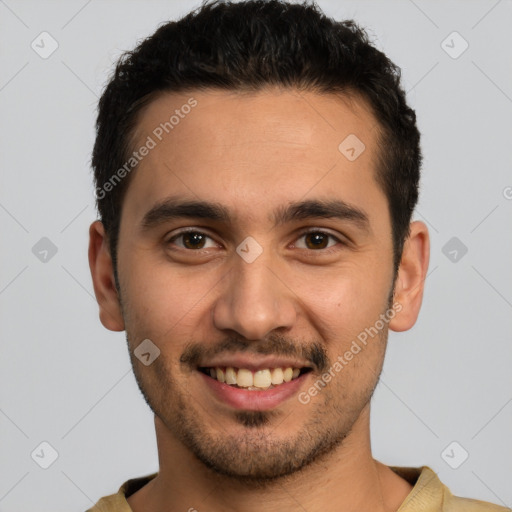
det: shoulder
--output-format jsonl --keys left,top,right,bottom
{"left": 85, "top": 492, "right": 128, "bottom": 512}
{"left": 85, "top": 472, "right": 158, "bottom": 512}
{"left": 438, "top": 467, "right": 509, "bottom": 512}
{"left": 444, "top": 494, "right": 510, "bottom": 512}
{"left": 390, "top": 465, "right": 509, "bottom": 512}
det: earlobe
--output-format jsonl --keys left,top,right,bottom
{"left": 88, "top": 220, "right": 125, "bottom": 332}
{"left": 388, "top": 220, "right": 430, "bottom": 332}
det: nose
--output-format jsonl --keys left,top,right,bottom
{"left": 212, "top": 247, "right": 297, "bottom": 341}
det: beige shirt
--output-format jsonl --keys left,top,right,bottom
{"left": 86, "top": 466, "right": 510, "bottom": 511}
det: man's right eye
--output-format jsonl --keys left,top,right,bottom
{"left": 166, "top": 230, "right": 219, "bottom": 250}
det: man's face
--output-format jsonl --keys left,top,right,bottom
{"left": 114, "top": 88, "right": 396, "bottom": 480}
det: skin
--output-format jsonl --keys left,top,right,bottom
{"left": 89, "top": 87, "right": 430, "bottom": 511}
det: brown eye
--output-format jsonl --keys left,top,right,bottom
{"left": 295, "top": 230, "right": 342, "bottom": 251}
{"left": 304, "top": 232, "right": 329, "bottom": 249}
{"left": 167, "top": 231, "right": 217, "bottom": 250}
{"left": 182, "top": 232, "right": 207, "bottom": 249}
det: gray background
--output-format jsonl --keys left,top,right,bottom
{"left": 1, "top": 0, "right": 511, "bottom": 510}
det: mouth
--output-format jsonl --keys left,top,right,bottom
{"left": 198, "top": 366, "right": 313, "bottom": 390}
{"left": 197, "top": 364, "right": 313, "bottom": 411}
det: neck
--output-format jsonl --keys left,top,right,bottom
{"left": 127, "top": 404, "right": 413, "bottom": 512}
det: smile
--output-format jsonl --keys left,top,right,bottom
{"left": 199, "top": 366, "right": 312, "bottom": 390}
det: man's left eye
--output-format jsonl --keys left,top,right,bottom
{"left": 294, "top": 231, "right": 341, "bottom": 250}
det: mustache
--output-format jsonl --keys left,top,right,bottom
{"left": 179, "top": 335, "right": 329, "bottom": 373}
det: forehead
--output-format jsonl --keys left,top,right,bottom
{"left": 123, "top": 87, "right": 386, "bottom": 231}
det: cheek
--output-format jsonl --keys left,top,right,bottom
{"left": 121, "top": 254, "right": 230, "bottom": 347}
{"left": 294, "top": 264, "right": 390, "bottom": 338}
{"left": 120, "top": 232, "right": 392, "bottom": 345}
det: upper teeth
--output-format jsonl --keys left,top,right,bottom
{"left": 208, "top": 367, "right": 301, "bottom": 389}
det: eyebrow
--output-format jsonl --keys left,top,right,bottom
{"left": 140, "top": 197, "right": 371, "bottom": 233}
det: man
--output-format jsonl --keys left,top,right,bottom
{"left": 87, "top": 0, "right": 508, "bottom": 510}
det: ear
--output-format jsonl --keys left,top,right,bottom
{"left": 388, "top": 220, "right": 430, "bottom": 332}
{"left": 88, "top": 220, "right": 125, "bottom": 331}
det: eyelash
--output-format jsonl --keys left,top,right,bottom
{"left": 165, "top": 228, "right": 346, "bottom": 254}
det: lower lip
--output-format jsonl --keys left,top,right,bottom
{"left": 199, "top": 370, "right": 310, "bottom": 411}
